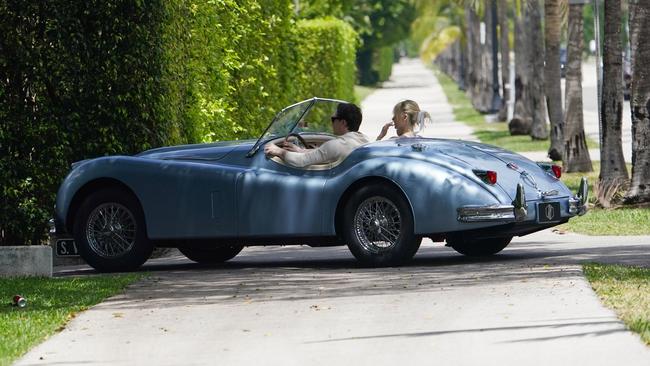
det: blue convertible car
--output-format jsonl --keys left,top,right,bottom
{"left": 53, "top": 98, "right": 588, "bottom": 272}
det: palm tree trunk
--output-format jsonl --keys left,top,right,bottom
{"left": 527, "top": 0, "right": 548, "bottom": 140}
{"left": 563, "top": 3, "right": 593, "bottom": 173}
{"left": 465, "top": 3, "right": 482, "bottom": 109}
{"left": 626, "top": 0, "right": 650, "bottom": 203}
{"left": 544, "top": 0, "right": 564, "bottom": 160}
{"left": 497, "top": 0, "right": 510, "bottom": 122}
{"left": 509, "top": 1, "right": 532, "bottom": 135}
{"left": 599, "top": 0, "right": 629, "bottom": 204}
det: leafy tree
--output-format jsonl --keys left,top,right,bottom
{"left": 299, "top": 0, "right": 415, "bottom": 85}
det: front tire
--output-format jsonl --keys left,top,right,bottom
{"left": 73, "top": 188, "right": 153, "bottom": 272}
{"left": 179, "top": 245, "right": 243, "bottom": 264}
{"left": 343, "top": 184, "right": 421, "bottom": 267}
{"left": 447, "top": 236, "right": 512, "bottom": 257}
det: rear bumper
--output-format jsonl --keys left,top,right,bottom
{"left": 457, "top": 179, "right": 589, "bottom": 223}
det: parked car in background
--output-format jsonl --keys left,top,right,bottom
{"left": 53, "top": 98, "right": 589, "bottom": 272}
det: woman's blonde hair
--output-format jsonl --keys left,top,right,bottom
{"left": 393, "top": 100, "right": 432, "bottom": 133}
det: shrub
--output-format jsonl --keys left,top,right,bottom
{"left": 294, "top": 18, "right": 358, "bottom": 103}
{"left": 375, "top": 46, "right": 395, "bottom": 83}
{"left": 0, "top": 0, "right": 191, "bottom": 245}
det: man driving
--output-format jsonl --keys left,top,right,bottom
{"left": 264, "top": 102, "right": 369, "bottom": 168}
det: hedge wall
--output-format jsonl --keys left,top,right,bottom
{"left": 294, "top": 18, "right": 358, "bottom": 103}
{"left": 375, "top": 46, "right": 396, "bottom": 83}
{"left": 0, "top": 1, "right": 358, "bottom": 245}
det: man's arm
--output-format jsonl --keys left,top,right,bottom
{"left": 264, "top": 140, "right": 338, "bottom": 168}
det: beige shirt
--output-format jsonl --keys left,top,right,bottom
{"left": 283, "top": 132, "right": 369, "bottom": 168}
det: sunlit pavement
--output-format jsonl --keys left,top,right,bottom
{"left": 18, "top": 230, "right": 650, "bottom": 365}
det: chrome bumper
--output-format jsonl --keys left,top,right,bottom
{"left": 457, "top": 205, "right": 519, "bottom": 222}
{"left": 458, "top": 178, "right": 589, "bottom": 222}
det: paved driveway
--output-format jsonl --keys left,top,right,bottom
{"left": 18, "top": 230, "right": 650, "bottom": 365}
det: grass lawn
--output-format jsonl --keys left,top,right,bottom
{"left": 354, "top": 85, "right": 376, "bottom": 104}
{"left": 559, "top": 162, "right": 650, "bottom": 236}
{"left": 434, "top": 68, "right": 598, "bottom": 152}
{"left": 0, "top": 274, "right": 145, "bottom": 366}
{"left": 584, "top": 263, "right": 650, "bottom": 345}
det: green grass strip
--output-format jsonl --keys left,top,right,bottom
{"left": 559, "top": 162, "right": 650, "bottom": 235}
{"left": 584, "top": 263, "right": 650, "bottom": 344}
{"left": 0, "top": 274, "right": 145, "bottom": 366}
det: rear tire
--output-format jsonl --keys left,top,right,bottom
{"left": 343, "top": 184, "right": 421, "bottom": 267}
{"left": 179, "top": 245, "right": 243, "bottom": 264}
{"left": 73, "top": 188, "right": 153, "bottom": 272}
{"left": 447, "top": 236, "right": 512, "bottom": 257}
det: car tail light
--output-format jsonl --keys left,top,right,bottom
{"left": 551, "top": 165, "right": 562, "bottom": 178}
{"left": 537, "top": 162, "right": 562, "bottom": 179}
{"left": 473, "top": 170, "right": 497, "bottom": 185}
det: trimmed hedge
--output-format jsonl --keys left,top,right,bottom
{"left": 375, "top": 46, "right": 395, "bottom": 83}
{"left": 294, "top": 18, "right": 358, "bottom": 103}
{"left": 0, "top": 1, "right": 357, "bottom": 245}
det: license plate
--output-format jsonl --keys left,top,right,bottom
{"left": 56, "top": 239, "right": 80, "bottom": 257}
{"left": 537, "top": 202, "right": 561, "bottom": 223}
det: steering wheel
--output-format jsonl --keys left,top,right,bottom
{"left": 286, "top": 133, "right": 309, "bottom": 148}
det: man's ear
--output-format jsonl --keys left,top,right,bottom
{"left": 341, "top": 119, "right": 349, "bottom": 130}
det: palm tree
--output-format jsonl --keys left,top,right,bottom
{"left": 465, "top": 3, "right": 491, "bottom": 112}
{"left": 527, "top": 0, "right": 548, "bottom": 140}
{"left": 544, "top": 0, "right": 563, "bottom": 160}
{"left": 509, "top": 0, "right": 532, "bottom": 135}
{"left": 598, "top": 0, "right": 628, "bottom": 205}
{"left": 626, "top": 0, "right": 650, "bottom": 203}
{"left": 497, "top": 0, "right": 510, "bottom": 122}
{"left": 563, "top": 1, "right": 592, "bottom": 173}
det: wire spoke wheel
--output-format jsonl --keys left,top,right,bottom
{"left": 353, "top": 196, "right": 402, "bottom": 254}
{"left": 86, "top": 202, "right": 137, "bottom": 258}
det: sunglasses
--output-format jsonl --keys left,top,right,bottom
{"left": 330, "top": 116, "right": 341, "bottom": 122}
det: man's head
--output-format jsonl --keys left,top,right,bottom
{"left": 331, "top": 103, "right": 362, "bottom": 135}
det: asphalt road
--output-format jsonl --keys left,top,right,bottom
{"left": 18, "top": 230, "right": 650, "bottom": 366}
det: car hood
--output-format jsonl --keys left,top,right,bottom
{"left": 362, "top": 138, "right": 571, "bottom": 200}
{"left": 136, "top": 139, "right": 256, "bottom": 161}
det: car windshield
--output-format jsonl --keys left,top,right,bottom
{"left": 248, "top": 98, "right": 347, "bottom": 156}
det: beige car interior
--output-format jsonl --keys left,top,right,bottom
{"left": 268, "top": 134, "right": 348, "bottom": 171}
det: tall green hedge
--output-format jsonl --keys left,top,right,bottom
{"left": 375, "top": 46, "right": 395, "bottom": 83}
{"left": 294, "top": 18, "right": 358, "bottom": 103}
{"left": 0, "top": 1, "right": 357, "bottom": 245}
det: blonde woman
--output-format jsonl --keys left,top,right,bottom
{"left": 376, "top": 100, "right": 432, "bottom": 140}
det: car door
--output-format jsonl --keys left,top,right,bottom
{"left": 236, "top": 152, "right": 329, "bottom": 237}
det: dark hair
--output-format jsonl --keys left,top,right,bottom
{"left": 336, "top": 103, "right": 362, "bottom": 132}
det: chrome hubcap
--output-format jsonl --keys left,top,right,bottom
{"left": 354, "top": 196, "right": 401, "bottom": 253}
{"left": 86, "top": 203, "right": 136, "bottom": 258}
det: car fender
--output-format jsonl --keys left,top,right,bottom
{"left": 324, "top": 157, "right": 513, "bottom": 235}
{"left": 56, "top": 156, "right": 242, "bottom": 239}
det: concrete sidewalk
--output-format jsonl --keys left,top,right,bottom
{"left": 17, "top": 231, "right": 650, "bottom": 366}
{"left": 359, "top": 58, "right": 476, "bottom": 142}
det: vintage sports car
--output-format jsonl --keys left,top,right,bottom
{"left": 53, "top": 98, "right": 588, "bottom": 272}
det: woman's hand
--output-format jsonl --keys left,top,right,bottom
{"left": 376, "top": 122, "right": 394, "bottom": 141}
